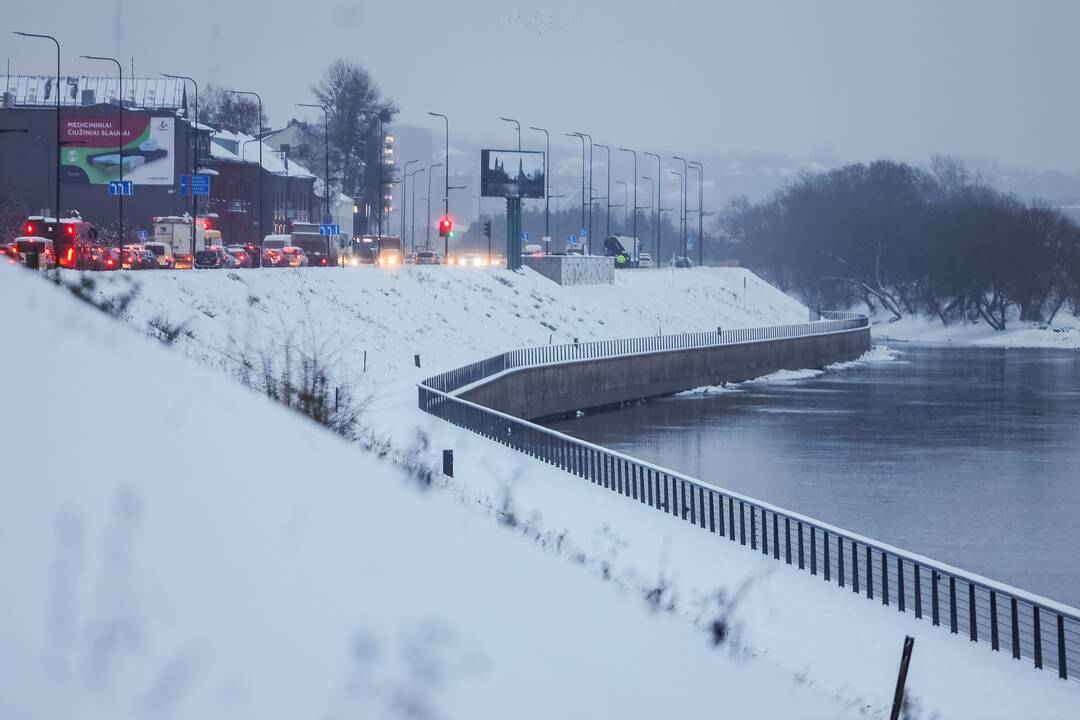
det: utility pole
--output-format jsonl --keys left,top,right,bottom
{"left": 409, "top": 168, "right": 425, "bottom": 254}
{"left": 163, "top": 74, "right": 199, "bottom": 262}
{"left": 83, "top": 55, "right": 124, "bottom": 246}
{"left": 402, "top": 159, "right": 417, "bottom": 249}
{"left": 618, "top": 147, "right": 639, "bottom": 259}
{"left": 566, "top": 133, "right": 586, "bottom": 246}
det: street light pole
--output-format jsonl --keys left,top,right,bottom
{"left": 229, "top": 90, "right": 264, "bottom": 258}
{"left": 689, "top": 161, "right": 704, "bottom": 266}
{"left": 615, "top": 180, "right": 628, "bottom": 229}
{"left": 669, "top": 170, "right": 683, "bottom": 264}
{"left": 296, "top": 103, "right": 330, "bottom": 220}
{"left": 426, "top": 162, "right": 442, "bottom": 250}
{"left": 499, "top": 116, "right": 521, "bottom": 150}
{"left": 644, "top": 151, "right": 661, "bottom": 266}
{"left": 528, "top": 126, "right": 550, "bottom": 240}
{"left": 566, "top": 133, "right": 586, "bottom": 243}
{"left": 594, "top": 143, "right": 611, "bottom": 240}
{"left": 82, "top": 55, "right": 124, "bottom": 247}
{"left": 672, "top": 155, "right": 689, "bottom": 259}
{"left": 164, "top": 74, "right": 199, "bottom": 262}
{"left": 427, "top": 112, "right": 450, "bottom": 257}
{"left": 409, "top": 168, "right": 425, "bottom": 254}
{"left": 14, "top": 32, "right": 60, "bottom": 223}
{"left": 618, "top": 148, "right": 639, "bottom": 254}
{"left": 402, "top": 159, "right": 417, "bottom": 250}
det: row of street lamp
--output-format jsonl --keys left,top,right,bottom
{"left": 498, "top": 117, "right": 706, "bottom": 265}
{"left": 10, "top": 33, "right": 700, "bottom": 265}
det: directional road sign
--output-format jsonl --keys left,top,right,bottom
{"left": 181, "top": 174, "right": 211, "bottom": 196}
{"left": 319, "top": 224, "right": 341, "bottom": 236}
{"left": 108, "top": 180, "right": 134, "bottom": 196}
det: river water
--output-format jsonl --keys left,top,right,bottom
{"left": 547, "top": 344, "right": 1080, "bottom": 606}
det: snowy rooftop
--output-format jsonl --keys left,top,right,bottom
{"left": 210, "top": 130, "right": 315, "bottom": 179}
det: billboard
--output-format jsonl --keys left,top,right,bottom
{"left": 60, "top": 112, "right": 174, "bottom": 186}
{"left": 481, "top": 149, "right": 545, "bottom": 199}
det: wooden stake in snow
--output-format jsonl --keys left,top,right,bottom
{"left": 890, "top": 635, "right": 915, "bottom": 720}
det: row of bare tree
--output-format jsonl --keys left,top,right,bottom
{"left": 724, "top": 158, "right": 1080, "bottom": 329}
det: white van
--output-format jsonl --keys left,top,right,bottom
{"left": 143, "top": 241, "right": 175, "bottom": 269}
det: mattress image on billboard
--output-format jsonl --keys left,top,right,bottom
{"left": 480, "top": 149, "right": 545, "bottom": 199}
{"left": 60, "top": 113, "right": 174, "bottom": 186}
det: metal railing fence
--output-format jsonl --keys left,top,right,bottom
{"left": 417, "top": 315, "right": 1079, "bottom": 681}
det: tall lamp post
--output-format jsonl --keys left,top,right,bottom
{"left": 672, "top": 155, "right": 689, "bottom": 259}
{"left": 402, "top": 159, "right": 417, "bottom": 250}
{"left": 618, "top": 147, "right": 639, "bottom": 255}
{"left": 688, "top": 161, "right": 704, "bottom": 266}
{"left": 669, "top": 170, "right": 683, "bottom": 264}
{"left": 163, "top": 73, "right": 199, "bottom": 261}
{"left": 640, "top": 175, "right": 654, "bottom": 249}
{"left": 644, "top": 151, "right": 661, "bottom": 266}
{"left": 358, "top": 109, "right": 386, "bottom": 237}
{"left": 594, "top": 143, "right": 611, "bottom": 240}
{"left": 427, "top": 112, "right": 450, "bottom": 257}
{"left": 408, "top": 167, "right": 425, "bottom": 253}
{"left": 499, "top": 116, "right": 521, "bottom": 150}
{"left": 14, "top": 32, "right": 60, "bottom": 222}
{"left": 426, "top": 162, "right": 442, "bottom": 250}
{"left": 615, "top": 180, "right": 628, "bottom": 230}
{"left": 82, "top": 55, "right": 124, "bottom": 247}
{"left": 572, "top": 131, "right": 594, "bottom": 251}
{"left": 296, "top": 103, "right": 330, "bottom": 220}
{"left": 566, "top": 133, "right": 586, "bottom": 245}
{"left": 228, "top": 90, "right": 264, "bottom": 259}
{"left": 529, "top": 126, "right": 550, "bottom": 241}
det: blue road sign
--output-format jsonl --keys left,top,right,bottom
{"left": 580, "top": 228, "right": 587, "bottom": 237}
{"left": 319, "top": 224, "right": 341, "bottom": 236}
{"left": 137, "top": 229, "right": 148, "bottom": 242}
{"left": 520, "top": 231, "right": 529, "bottom": 243}
{"left": 181, "top": 174, "right": 211, "bottom": 196}
{"left": 567, "top": 234, "right": 576, "bottom": 244}
{"left": 108, "top": 180, "right": 134, "bottom": 196}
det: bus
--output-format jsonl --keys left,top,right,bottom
{"left": 290, "top": 222, "right": 338, "bottom": 267}
{"left": 22, "top": 215, "right": 99, "bottom": 269}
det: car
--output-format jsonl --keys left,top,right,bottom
{"left": 460, "top": 253, "right": 490, "bottom": 267}
{"left": 674, "top": 256, "right": 693, "bottom": 268}
{"left": 12, "top": 237, "right": 57, "bottom": 269}
{"left": 415, "top": 251, "right": 440, "bottom": 265}
{"left": 376, "top": 249, "right": 402, "bottom": 267}
{"left": 280, "top": 246, "right": 308, "bottom": 267}
{"left": 99, "top": 247, "right": 120, "bottom": 271}
{"left": 404, "top": 252, "right": 417, "bottom": 264}
{"left": 523, "top": 243, "right": 544, "bottom": 257}
{"left": 227, "top": 245, "right": 256, "bottom": 268}
{"left": 638, "top": 252, "right": 655, "bottom": 269}
{"left": 194, "top": 247, "right": 229, "bottom": 269}
{"left": 0, "top": 241, "right": 17, "bottom": 263}
{"left": 143, "top": 241, "right": 175, "bottom": 269}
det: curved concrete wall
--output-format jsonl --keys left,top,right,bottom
{"left": 460, "top": 327, "right": 870, "bottom": 420}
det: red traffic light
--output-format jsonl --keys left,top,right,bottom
{"left": 438, "top": 216, "right": 453, "bottom": 237}
{"left": 25, "top": 223, "right": 34, "bottom": 235}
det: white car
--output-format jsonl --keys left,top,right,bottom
{"left": 461, "top": 253, "right": 490, "bottom": 267}
{"left": 638, "top": 252, "right": 655, "bottom": 268}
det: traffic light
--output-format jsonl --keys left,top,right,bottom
{"left": 482, "top": 220, "right": 492, "bottom": 240}
{"left": 439, "top": 216, "right": 452, "bottom": 238}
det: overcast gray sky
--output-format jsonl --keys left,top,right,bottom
{"left": 5, "top": 0, "right": 1079, "bottom": 171}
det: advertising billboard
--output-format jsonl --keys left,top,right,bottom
{"left": 60, "top": 112, "right": 174, "bottom": 186}
{"left": 481, "top": 149, "right": 545, "bottom": 199}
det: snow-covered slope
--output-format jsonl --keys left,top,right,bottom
{"left": 32, "top": 264, "right": 1080, "bottom": 717}
{"left": 0, "top": 265, "right": 853, "bottom": 718}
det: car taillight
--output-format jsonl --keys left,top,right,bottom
{"left": 66, "top": 248, "right": 73, "bottom": 264}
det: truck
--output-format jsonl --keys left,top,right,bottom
{"left": 153, "top": 215, "right": 205, "bottom": 269}
{"left": 603, "top": 235, "right": 642, "bottom": 268}
{"left": 289, "top": 221, "right": 338, "bottom": 267}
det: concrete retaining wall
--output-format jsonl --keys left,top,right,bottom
{"left": 460, "top": 326, "right": 870, "bottom": 420}
{"left": 523, "top": 255, "right": 614, "bottom": 285}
